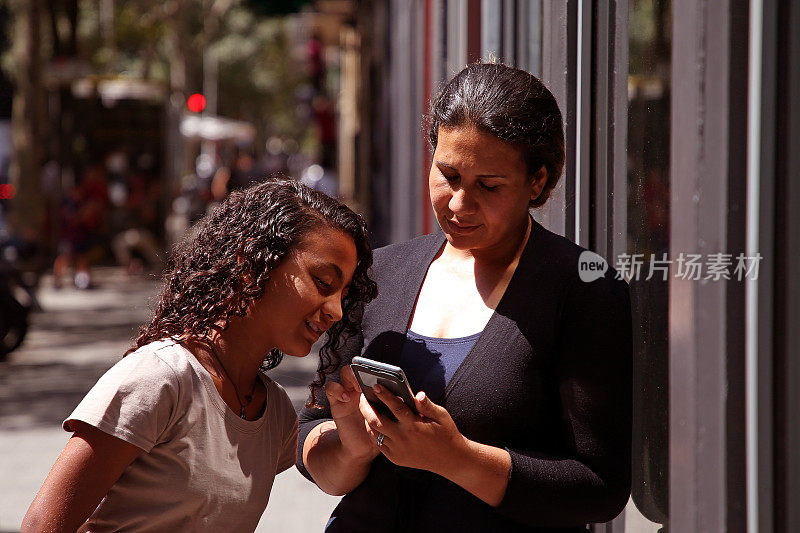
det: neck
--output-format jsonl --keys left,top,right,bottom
{"left": 442, "top": 215, "right": 532, "bottom": 269}
{"left": 194, "top": 322, "right": 269, "bottom": 391}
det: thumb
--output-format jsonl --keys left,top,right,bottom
{"left": 325, "top": 381, "right": 351, "bottom": 404}
{"left": 414, "top": 391, "right": 441, "bottom": 418}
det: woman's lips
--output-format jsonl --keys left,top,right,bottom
{"left": 305, "top": 320, "right": 325, "bottom": 340}
{"left": 447, "top": 219, "right": 481, "bottom": 234}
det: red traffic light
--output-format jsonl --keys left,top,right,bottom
{"left": 187, "top": 93, "right": 207, "bottom": 113}
{"left": 0, "top": 184, "right": 16, "bottom": 200}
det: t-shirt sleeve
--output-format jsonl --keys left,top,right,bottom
{"left": 63, "top": 348, "right": 181, "bottom": 453}
{"left": 278, "top": 416, "right": 300, "bottom": 474}
{"left": 268, "top": 378, "right": 299, "bottom": 475}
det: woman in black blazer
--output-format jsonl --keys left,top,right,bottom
{"left": 297, "top": 62, "right": 632, "bottom": 532}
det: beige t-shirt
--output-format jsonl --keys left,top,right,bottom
{"left": 63, "top": 339, "right": 299, "bottom": 532}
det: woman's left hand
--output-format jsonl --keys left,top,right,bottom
{"left": 361, "top": 385, "right": 468, "bottom": 474}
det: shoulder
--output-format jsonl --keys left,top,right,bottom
{"left": 373, "top": 233, "right": 443, "bottom": 265}
{"left": 123, "top": 340, "right": 194, "bottom": 387}
{"left": 369, "top": 233, "right": 443, "bottom": 286}
{"left": 63, "top": 340, "right": 191, "bottom": 449}
{"left": 99, "top": 341, "right": 182, "bottom": 387}
{"left": 514, "top": 222, "right": 630, "bottom": 328}
{"left": 528, "top": 220, "right": 625, "bottom": 290}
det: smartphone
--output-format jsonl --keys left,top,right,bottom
{"left": 350, "top": 356, "right": 419, "bottom": 421}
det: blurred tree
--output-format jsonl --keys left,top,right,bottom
{"left": 1, "top": 0, "right": 312, "bottom": 246}
{"left": 4, "top": 0, "right": 47, "bottom": 243}
{"left": 72, "top": 0, "right": 309, "bottom": 141}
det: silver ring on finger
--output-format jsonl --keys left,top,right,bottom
{"left": 376, "top": 433, "right": 385, "bottom": 447}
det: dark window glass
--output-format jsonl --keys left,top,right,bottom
{"left": 627, "top": 0, "right": 671, "bottom": 529}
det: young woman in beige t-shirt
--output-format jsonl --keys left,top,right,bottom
{"left": 23, "top": 179, "right": 377, "bottom": 532}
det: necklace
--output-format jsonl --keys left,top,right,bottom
{"left": 205, "top": 339, "right": 258, "bottom": 419}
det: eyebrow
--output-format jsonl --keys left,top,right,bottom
{"left": 318, "top": 261, "right": 344, "bottom": 281}
{"left": 435, "top": 160, "right": 507, "bottom": 179}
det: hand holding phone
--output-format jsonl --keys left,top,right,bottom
{"left": 350, "top": 356, "right": 419, "bottom": 422}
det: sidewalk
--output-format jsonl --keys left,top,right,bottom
{"left": 0, "top": 267, "right": 338, "bottom": 532}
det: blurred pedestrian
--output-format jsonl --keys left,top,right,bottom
{"left": 111, "top": 163, "right": 163, "bottom": 275}
{"left": 53, "top": 162, "right": 108, "bottom": 289}
{"left": 23, "top": 179, "right": 377, "bottom": 532}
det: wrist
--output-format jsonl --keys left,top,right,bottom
{"left": 338, "top": 439, "right": 378, "bottom": 464}
{"left": 434, "top": 437, "right": 513, "bottom": 508}
{"left": 431, "top": 433, "right": 473, "bottom": 479}
{"left": 328, "top": 419, "right": 379, "bottom": 464}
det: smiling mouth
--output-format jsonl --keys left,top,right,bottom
{"left": 305, "top": 320, "right": 324, "bottom": 335}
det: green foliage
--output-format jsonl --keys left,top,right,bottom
{"left": 210, "top": 8, "right": 308, "bottom": 138}
{"left": 72, "top": 0, "right": 309, "bottom": 139}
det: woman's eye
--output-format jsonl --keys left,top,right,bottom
{"left": 314, "top": 277, "right": 332, "bottom": 291}
{"left": 479, "top": 182, "right": 499, "bottom": 191}
{"left": 442, "top": 172, "right": 459, "bottom": 181}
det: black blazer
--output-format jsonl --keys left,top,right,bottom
{"left": 297, "top": 220, "right": 632, "bottom": 532}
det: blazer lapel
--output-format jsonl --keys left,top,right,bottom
{"left": 443, "top": 218, "right": 544, "bottom": 399}
{"left": 362, "top": 232, "right": 446, "bottom": 365}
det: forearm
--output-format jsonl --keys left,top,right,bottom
{"left": 435, "top": 437, "right": 512, "bottom": 507}
{"left": 23, "top": 481, "right": 86, "bottom": 533}
{"left": 302, "top": 420, "right": 376, "bottom": 496}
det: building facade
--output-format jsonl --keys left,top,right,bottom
{"left": 339, "top": 0, "right": 800, "bottom": 531}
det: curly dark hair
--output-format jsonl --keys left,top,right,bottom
{"left": 428, "top": 61, "right": 566, "bottom": 208}
{"left": 131, "top": 178, "right": 377, "bottom": 406}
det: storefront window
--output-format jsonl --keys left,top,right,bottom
{"left": 626, "top": 0, "right": 671, "bottom": 530}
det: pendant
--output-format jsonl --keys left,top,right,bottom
{"left": 240, "top": 406, "right": 247, "bottom": 419}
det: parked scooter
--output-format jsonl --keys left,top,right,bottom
{"left": 0, "top": 239, "right": 41, "bottom": 360}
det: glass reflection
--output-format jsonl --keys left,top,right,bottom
{"left": 627, "top": 0, "right": 671, "bottom": 529}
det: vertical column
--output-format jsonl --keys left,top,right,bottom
{"left": 502, "top": 0, "right": 516, "bottom": 64}
{"left": 365, "top": 0, "right": 393, "bottom": 246}
{"left": 525, "top": 0, "right": 542, "bottom": 77}
{"left": 445, "top": 0, "right": 467, "bottom": 76}
{"left": 480, "top": 0, "right": 503, "bottom": 61}
{"left": 747, "top": 0, "right": 778, "bottom": 531}
{"left": 539, "top": 0, "right": 576, "bottom": 239}
{"left": 574, "top": 0, "right": 591, "bottom": 248}
{"left": 589, "top": 4, "right": 628, "bottom": 530}
{"left": 388, "top": 0, "right": 422, "bottom": 242}
{"left": 466, "top": 0, "right": 481, "bottom": 64}
{"left": 774, "top": 3, "right": 800, "bottom": 530}
{"left": 421, "top": 0, "right": 433, "bottom": 235}
{"left": 669, "top": 0, "right": 750, "bottom": 530}
{"left": 590, "top": 0, "right": 628, "bottom": 260}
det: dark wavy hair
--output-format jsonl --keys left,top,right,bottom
{"left": 131, "top": 178, "right": 377, "bottom": 405}
{"left": 428, "top": 62, "right": 565, "bottom": 208}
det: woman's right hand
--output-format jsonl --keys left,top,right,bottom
{"left": 324, "top": 365, "right": 379, "bottom": 461}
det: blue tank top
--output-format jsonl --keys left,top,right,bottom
{"left": 397, "top": 329, "right": 482, "bottom": 403}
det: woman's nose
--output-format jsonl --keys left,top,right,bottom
{"left": 323, "top": 296, "right": 344, "bottom": 323}
{"left": 448, "top": 187, "right": 474, "bottom": 214}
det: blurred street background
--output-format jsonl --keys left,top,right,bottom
{"left": 1, "top": 0, "right": 798, "bottom": 531}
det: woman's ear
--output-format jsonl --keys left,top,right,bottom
{"left": 529, "top": 165, "right": 549, "bottom": 201}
